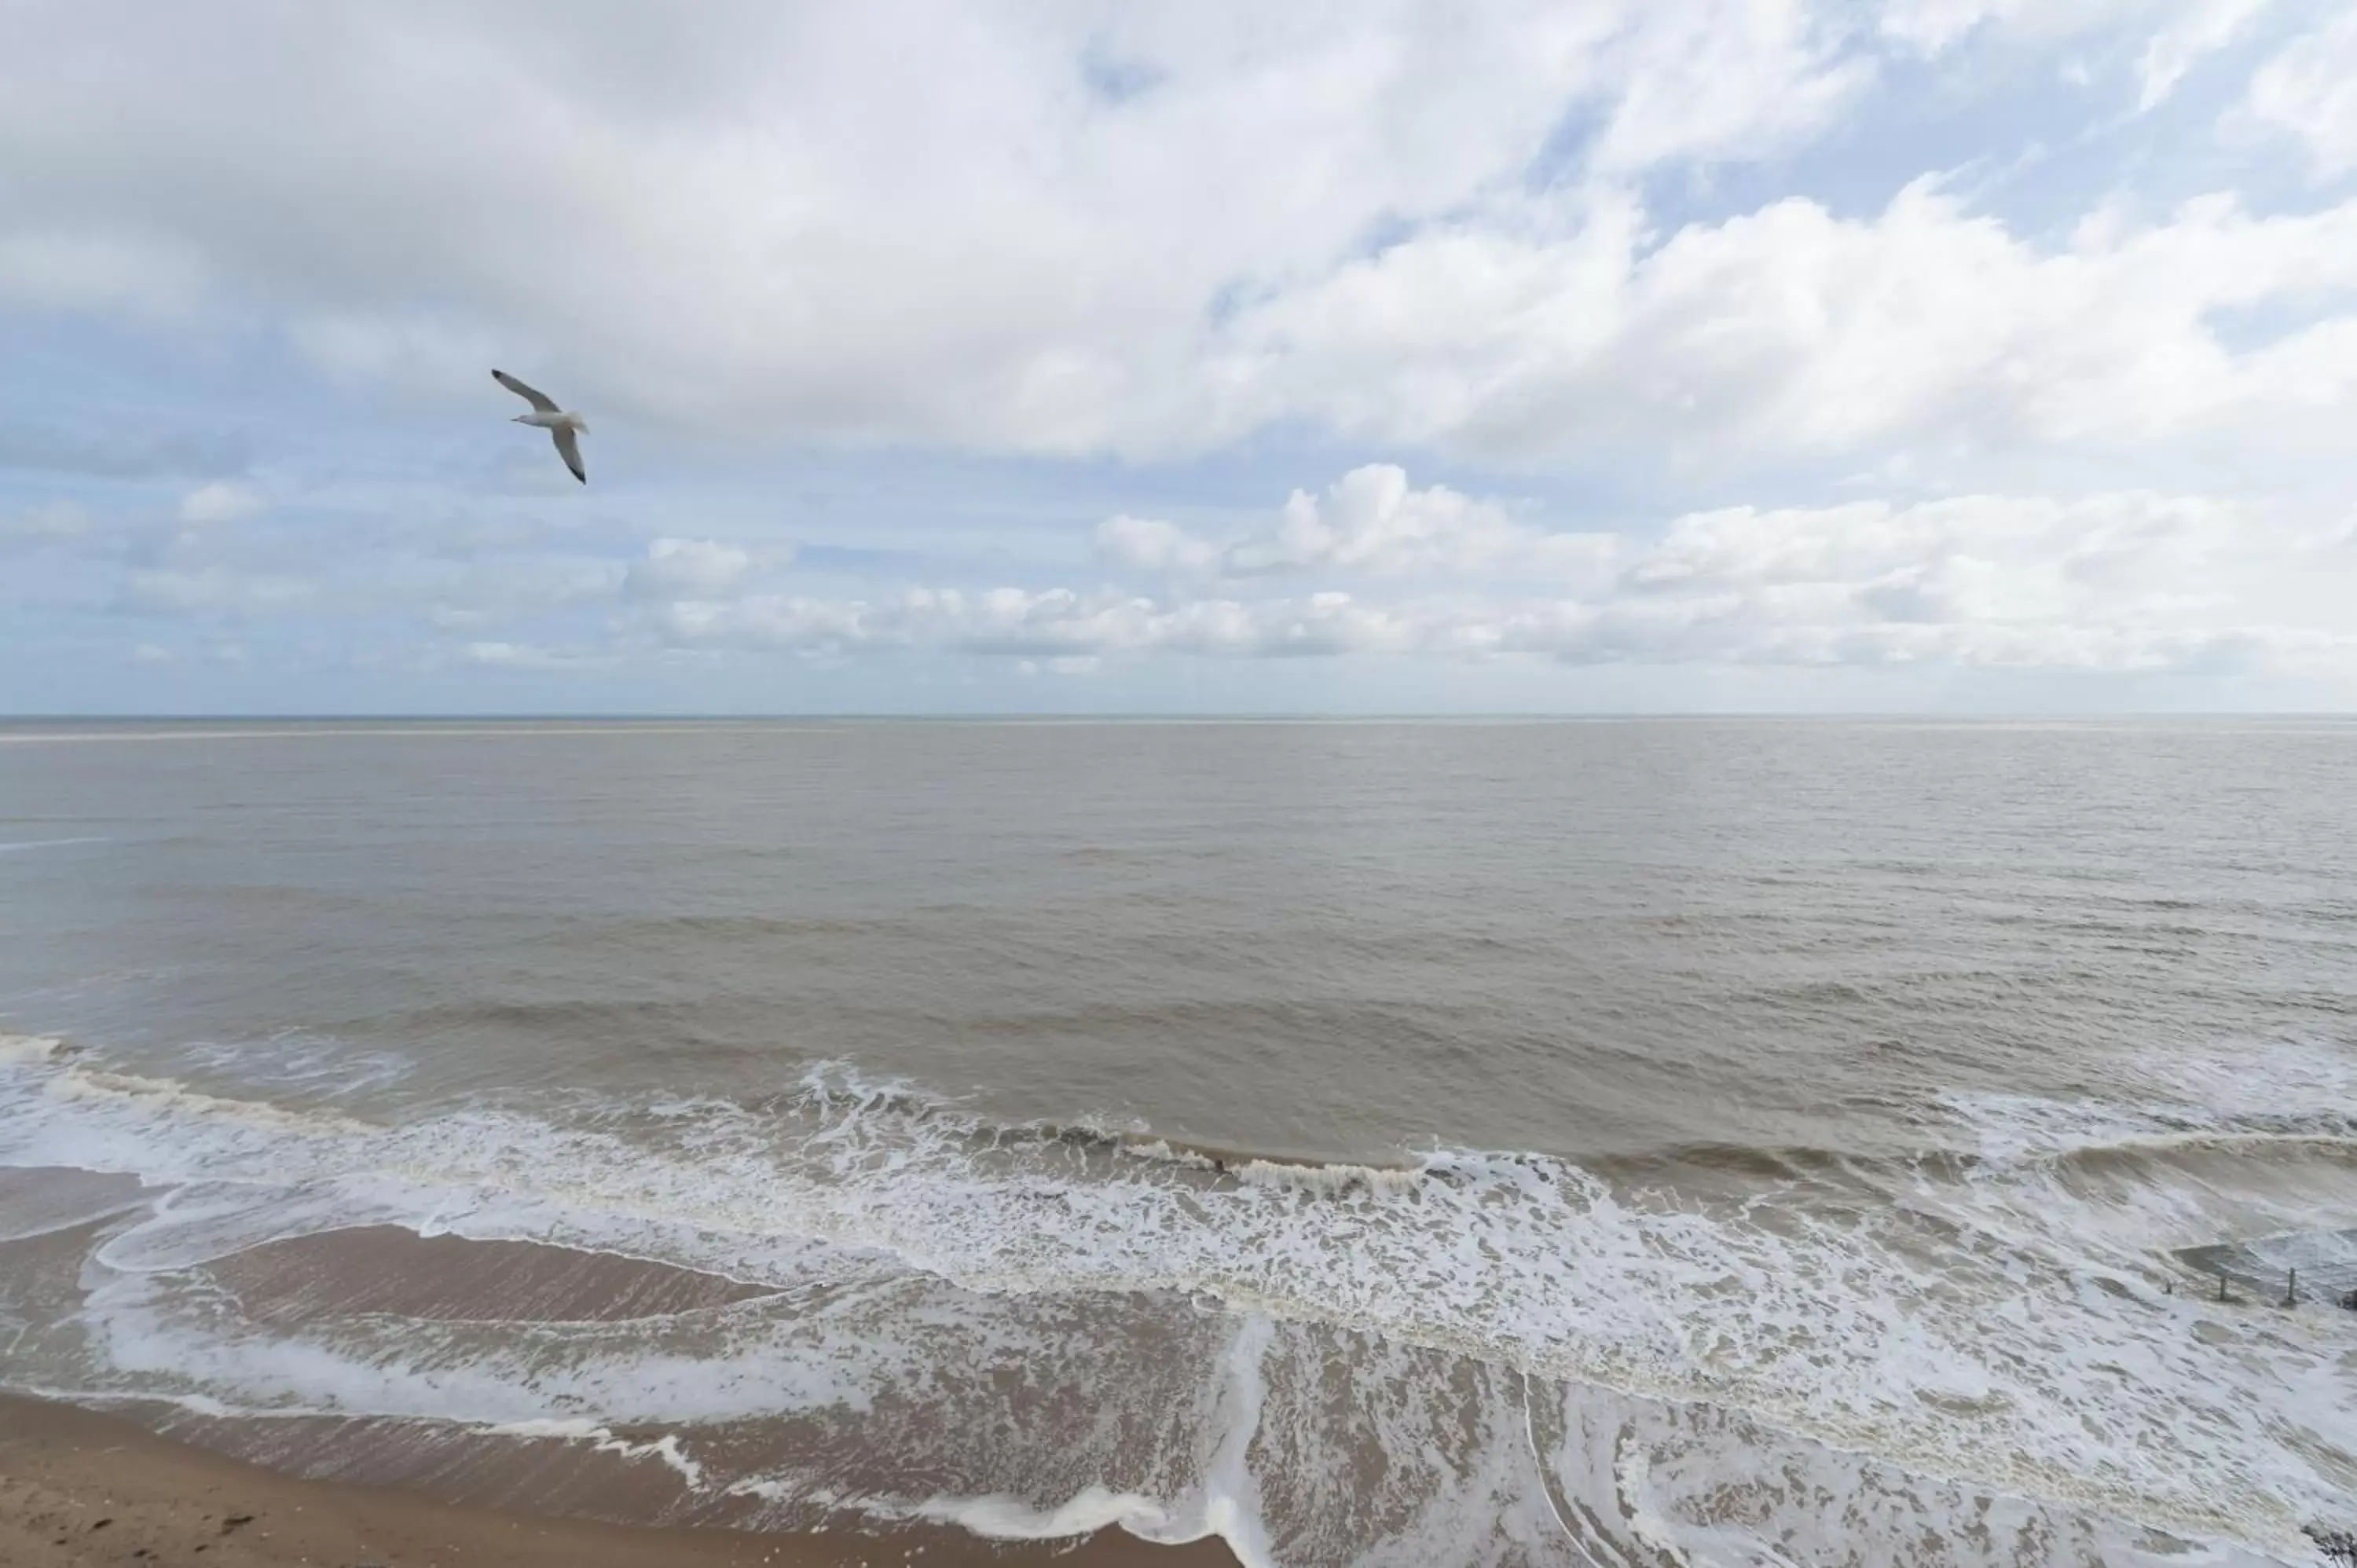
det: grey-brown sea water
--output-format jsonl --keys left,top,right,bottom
{"left": 1, "top": 718, "right": 2353, "bottom": 1564}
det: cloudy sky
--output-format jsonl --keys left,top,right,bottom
{"left": 5, "top": 0, "right": 2355, "bottom": 714}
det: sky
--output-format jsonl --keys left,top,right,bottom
{"left": 4, "top": 0, "right": 2356, "bottom": 715}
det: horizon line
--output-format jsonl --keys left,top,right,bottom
{"left": 6, "top": 711, "right": 2357, "bottom": 724}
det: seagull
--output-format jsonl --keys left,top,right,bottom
{"left": 492, "top": 369, "right": 588, "bottom": 484}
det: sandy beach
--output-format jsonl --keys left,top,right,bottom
{"left": 0, "top": 1394, "right": 1243, "bottom": 1568}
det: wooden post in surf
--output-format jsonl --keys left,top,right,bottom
{"left": 2216, "top": 1270, "right": 2230, "bottom": 1302}
{"left": 2283, "top": 1267, "right": 2298, "bottom": 1308}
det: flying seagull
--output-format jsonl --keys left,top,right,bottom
{"left": 492, "top": 369, "right": 588, "bottom": 484}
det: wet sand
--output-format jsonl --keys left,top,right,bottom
{"left": 0, "top": 1394, "right": 1244, "bottom": 1568}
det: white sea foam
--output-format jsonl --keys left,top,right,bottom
{"left": 915, "top": 1485, "right": 1175, "bottom": 1540}
{"left": 46, "top": 1068, "right": 377, "bottom": 1138}
{"left": 2, "top": 1045, "right": 2354, "bottom": 1562}
{"left": 1943, "top": 1039, "right": 2357, "bottom": 1167}
{"left": 0, "top": 1035, "right": 64, "bottom": 1065}
{"left": 1612, "top": 1441, "right": 1680, "bottom": 1558}
{"left": 1228, "top": 1157, "right": 1424, "bottom": 1197}
{"left": 479, "top": 1418, "right": 706, "bottom": 1486}
{"left": 174, "top": 1034, "right": 416, "bottom": 1099}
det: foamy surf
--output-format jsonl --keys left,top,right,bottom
{"left": 1, "top": 1039, "right": 2352, "bottom": 1564}
{"left": 479, "top": 1418, "right": 708, "bottom": 1486}
{"left": 46, "top": 1067, "right": 378, "bottom": 1138}
{"left": 0, "top": 1034, "right": 64, "bottom": 1065}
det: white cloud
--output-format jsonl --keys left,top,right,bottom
{"left": 649, "top": 566, "right": 2352, "bottom": 676}
{"left": 2137, "top": 0, "right": 2272, "bottom": 108}
{"left": 0, "top": 2, "right": 1889, "bottom": 461}
{"left": 646, "top": 470, "right": 2357, "bottom": 680}
{"left": 178, "top": 481, "right": 266, "bottom": 524}
{"left": 654, "top": 593, "right": 880, "bottom": 655}
{"left": 1212, "top": 180, "right": 2357, "bottom": 464}
{"left": 2245, "top": 11, "right": 2357, "bottom": 178}
{"left": 1877, "top": 0, "right": 2077, "bottom": 53}
{"left": 9, "top": 5, "right": 2357, "bottom": 712}
{"left": 1591, "top": 0, "right": 1868, "bottom": 173}
{"left": 1099, "top": 465, "right": 1616, "bottom": 584}
{"left": 1875, "top": 0, "right": 2264, "bottom": 75}
{"left": 1609, "top": 489, "right": 2345, "bottom": 671}
{"left": 1231, "top": 464, "right": 1613, "bottom": 579}
{"left": 5, "top": 2, "right": 2351, "bottom": 482}
{"left": 1019, "top": 656, "right": 1104, "bottom": 678}
{"left": 660, "top": 584, "right": 1426, "bottom": 661}
{"left": 624, "top": 537, "right": 761, "bottom": 600}
{"left": 1640, "top": 489, "right": 2352, "bottom": 672}
{"left": 1094, "top": 515, "right": 1223, "bottom": 578}
{"left": 1629, "top": 492, "right": 2242, "bottom": 599}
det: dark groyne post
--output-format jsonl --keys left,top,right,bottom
{"left": 2283, "top": 1268, "right": 2298, "bottom": 1308}
{"left": 2304, "top": 1523, "right": 2357, "bottom": 1565}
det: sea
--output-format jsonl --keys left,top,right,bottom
{"left": 1, "top": 717, "right": 2353, "bottom": 1565}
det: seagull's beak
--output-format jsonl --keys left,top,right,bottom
{"left": 511, "top": 415, "right": 530, "bottom": 423}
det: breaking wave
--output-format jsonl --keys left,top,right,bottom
{"left": 2, "top": 1039, "right": 2353, "bottom": 1564}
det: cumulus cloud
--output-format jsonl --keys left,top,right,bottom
{"left": 54, "top": 458, "right": 2331, "bottom": 691}
{"left": 6, "top": 3, "right": 2356, "bottom": 709}
{"left": 1098, "top": 465, "right": 1616, "bottom": 584}
{"left": 643, "top": 567, "right": 2350, "bottom": 676}
{"left": 1629, "top": 493, "right": 2241, "bottom": 599}
{"left": 1231, "top": 465, "right": 1611, "bottom": 578}
{"left": 1212, "top": 180, "right": 2357, "bottom": 464}
{"left": 641, "top": 469, "right": 2357, "bottom": 680}
{"left": 4, "top": 0, "right": 2243, "bottom": 470}
{"left": 0, "top": 4, "right": 1612, "bottom": 450}
{"left": 1608, "top": 490, "right": 2347, "bottom": 670}
{"left": 660, "top": 585, "right": 1428, "bottom": 661}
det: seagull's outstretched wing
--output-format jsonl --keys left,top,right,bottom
{"left": 492, "top": 368, "right": 560, "bottom": 412}
{"left": 552, "top": 426, "right": 587, "bottom": 484}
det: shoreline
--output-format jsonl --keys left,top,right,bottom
{"left": 0, "top": 1392, "right": 1244, "bottom": 1568}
